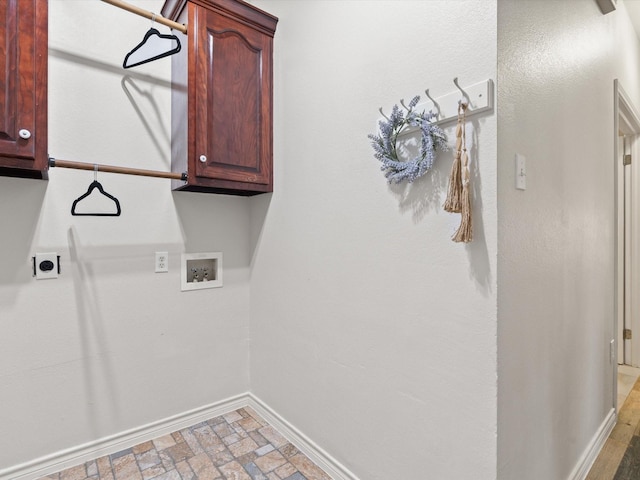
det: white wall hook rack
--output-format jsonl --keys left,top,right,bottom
{"left": 432, "top": 78, "right": 494, "bottom": 125}
{"left": 377, "top": 78, "right": 494, "bottom": 135}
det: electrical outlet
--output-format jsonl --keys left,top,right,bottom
{"left": 155, "top": 252, "right": 169, "bottom": 273}
{"left": 33, "top": 253, "right": 60, "bottom": 280}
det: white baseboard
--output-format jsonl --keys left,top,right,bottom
{"left": 0, "top": 393, "right": 250, "bottom": 480}
{"left": 1, "top": 393, "right": 360, "bottom": 480}
{"left": 247, "top": 394, "right": 360, "bottom": 480}
{"left": 567, "top": 408, "right": 617, "bottom": 480}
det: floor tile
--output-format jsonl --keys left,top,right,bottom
{"left": 141, "top": 465, "right": 166, "bottom": 480}
{"left": 59, "top": 464, "right": 86, "bottom": 480}
{"left": 136, "top": 448, "right": 161, "bottom": 470}
{"left": 244, "top": 461, "right": 268, "bottom": 480}
{"left": 254, "top": 450, "right": 287, "bottom": 473}
{"left": 188, "top": 452, "right": 220, "bottom": 478}
{"left": 218, "top": 460, "right": 252, "bottom": 480}
{"left": 174, "top": 459, "right": 196, "bottom": 480}
{"left": 275, "top": 461, "right": 298, "bottom": 478}
{"left": 149, "top": 469, "right": 181, "bottom": 480}
{"left": 282, "top": 473, "right": 308, "bottom": 480}
{"left": 279, "top": 444, "right": 300, "bottom": 458}
{"left": 289, "top": 454, "right": 331, "bottom": 480}
{"left": 229, "top": 437, "right": 259, "bottom": 457}
{"left": 132, "top": 441, "right": 154, "bottom": 455}
{"left": 153, "top": 434, "right": 177, "bottom": 451}
{"left": 209, "top": 448, "right": 235, "bottom": 467}
{"left": 255, "top": 444, "right": 275, "bottom": 456}
{"left": 223, "top": 411, "right": 243, "bottom": 424}
{"left": 36, "top": 408, "right": 332, "bottom": 480}
{"left": 258, "top": 426, "right": 288, "bottom": 449}
{"left": 193, "top": 424, "right": 225, "bottom": 453}
{"left": 112, "top": 454, "right": 142, "bottom": 480}
{"left": 165, "top": 441, "right": 194, "bottom": 463}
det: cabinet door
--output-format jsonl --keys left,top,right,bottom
{"left": 194, "top": 6, "right": 272, "bottom": 189}
{"left": 0, "top": 0, "right": 47, "bottom": 176}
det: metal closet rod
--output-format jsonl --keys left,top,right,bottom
{"left": 49, "top": 158, "right": 187, "bottom": 181}
{"left": 101, "top": 0, "right": 188, "bottom": 34}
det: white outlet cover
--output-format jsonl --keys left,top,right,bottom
{"left": 155, "top": 251, "right": 169, "bottom": 273}
{"left": 34, "top": 253, "right": 59, "bottom": 280}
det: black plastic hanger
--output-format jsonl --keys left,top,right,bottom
{"left": 123, "top": 27, "right": 181, "bottom": 69}
{"left": 71, "top": 180, "right": 121, "bottom": 217}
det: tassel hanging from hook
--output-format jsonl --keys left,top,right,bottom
{"left": 452, "top": 101, "right": 473, "bottom": 243}
{"left": 443, "top": 102, "right": 466, "bottom": 213}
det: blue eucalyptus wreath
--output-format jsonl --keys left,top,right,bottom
{"left": 368, "top": 95, "right": 448, "bottom": 184}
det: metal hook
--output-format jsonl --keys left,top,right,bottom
{"left": 453, "top": 77, "right": 470, "bottom": 106}
{"left": 399, "top": 99, "right": 410, "bottom": 112}
{"left": 94, "top": 164, "right": 98, "bottom": 182}
{"left": 378, "top": 107, "right": 390, "bottom": 121}
{"left": 151, "top": 12, "right": 157, "bottom": 27}
{"left": 424, "top": 89, "right": 441, "bottom": 118}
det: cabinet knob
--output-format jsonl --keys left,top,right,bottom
{"left": 199, "top": 155, "right": 207, "bottom": 163}
{"left": 19, "top": 129, "right": 31, "bottom": 140}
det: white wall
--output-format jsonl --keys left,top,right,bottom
{"left": 15, "top": 1, "right": 632, "bottom": 478}
{"left": 0, "top": 0, "right": 251, "bottom": 470}
{"left": 248, "top": 2, "right": 498, "bottom": 479}
{"left": 497, "top": 0, "right": 640, "bottom": 478}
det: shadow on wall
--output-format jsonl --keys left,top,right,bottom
{"left": 466, "top": 117, "right": 492, "bottom": 296}
{"left": 387, "top": 118, "right": 493, "bottom": 296}
{"left": 121, "top": 75, "right": 172, "bottom": 166}
{"left": 67, "top": 226, "right": 120, "bottom": 436}
{"left": 49, "top": 48, "right": 173, "bottom": 89}
{"left": 388, "top": 148, "right": 450, "bottom": 222}
{"left": 49, "top": 48, "right": 177, "bottom": 171}
{"left": 172, "top": 191, "right": 253, "bottom": 270}
{"left": 0, "top": 178, "right": 48, "bottom": 289}
{"left": 248, "top": 192, "right": 272, "bottom": 268}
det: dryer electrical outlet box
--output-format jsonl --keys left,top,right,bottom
{"left": 33, "top": 253, "right": 60, "bottom": 279}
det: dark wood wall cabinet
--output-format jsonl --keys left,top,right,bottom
{"left": 162, "top": 0, "right": 278, "bottom": 196}
{"left": 0, "top": 0, "right": 48, "bottom": 179}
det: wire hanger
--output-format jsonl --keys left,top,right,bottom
{"left": 71, "top": 165, "right": 122, "bottom": 216}
{"left": 123, "top": 13, "right": 181, "bottom": 69}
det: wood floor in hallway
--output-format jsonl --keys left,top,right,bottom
{"left": 587, "top": 366, "right": 640, "bottom": 479}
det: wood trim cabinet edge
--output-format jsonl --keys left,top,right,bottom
{"left": 163, "top": 0, "right": 278, "bottom": 196}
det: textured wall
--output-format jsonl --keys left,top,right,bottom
{"left": 0, "top": 0, "right": 251, "bottom": 470}
{"left": 497, "top": 0, "right": 640, "bottom": 478}
{"left": 248, "top": 1, "right": 498, "bottom": 479}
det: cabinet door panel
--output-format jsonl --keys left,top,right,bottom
{"left": 195, "top": 8, "right": 271, "bottom": 186}
{"left": 0, "top": 0, "right": 47, "bottom": 176}
{"left": 0, "top": 0, "right": 35, "bottom": 161}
